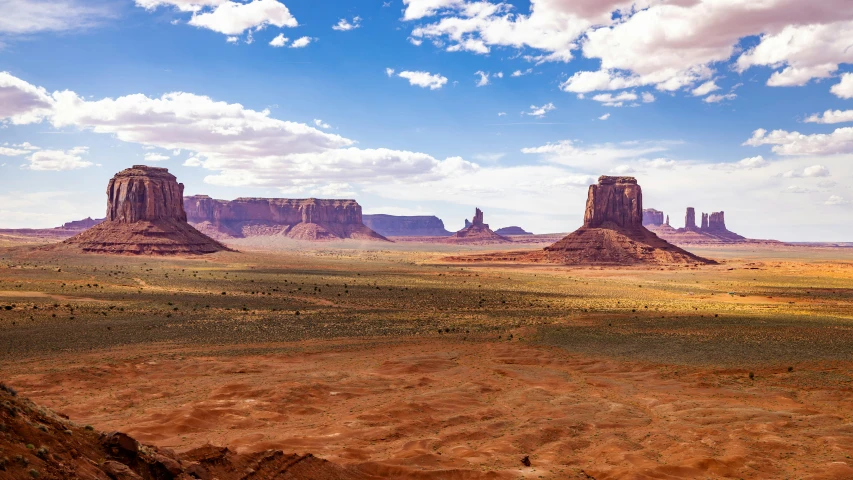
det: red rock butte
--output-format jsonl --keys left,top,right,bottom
{"left": 442, "top": 208, "right": 511, "bottom": 244}
{"left": 62, "top": 165, "right": 227, "bottom": 254}
{"left": 183, "top": 196, "right": 388, "bottom": 241}
{"left": 542, "top": 176, "right": 713, "bottom": 265}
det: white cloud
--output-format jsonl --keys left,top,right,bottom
{"left": 144, "top": 152, "right": 170, "bottom": 162}
{"left": 611, "top": 165, "right": 635, "bottom": 174}
{"left": 524, "top": 102, "right": 555, "bottom": 118}
{"left": 561, "top": 70, "right": 641, "bottom": 94}
{"left": 825, "top": 195, "right": 848, "bottom": 206}
{"left": 738, "top": 155, "right": 768, "bottom": 169}
{"left": 0, "top": 71, "right": 55, "bottom": 125}
{"left": 290, "top": 36, "right": 312, "bottom": 48}
{"left": 269, "top": 33, "right": 288, "bottom": 47}
{"left": 408, "top": 37, "right": 423, "bottom": 46}
{"left": 831, "top": 73, "right": 853, "bottom": 99}
{"left": 313, "top": 118, "right": 331, "bottom": 129}
{"left": 511, "top": 69, "right": 532, "bottom": 77}
{"left": 704, "top": 93, "right": 736, "bottom": 103}
{"left": 475, "top": 71, "right": 490, "bottom": 87}
{"left": 691, "top": 81, "right": 720, "bottom": 97}
{"left": 136, "top": 0, "right": 228, "bottom": 12}
{"left": 746, "top": 127, "right": 853, "bottom": 156}
{"left": 521, "top": 139, "right": 671, "bottom": 169}
{"left": 497, "top": 112, "right": 506, "bottom": 116}
{"left": 0, "top": 0, "right": 113, "bottom": 34}
{"left": 591, "top": 91, "right": 636, "bottom": 107}
{"left": 397, "top": 70, "right": 448, "bottom": 90}
{"left": 385, "top": 68, "right": 395, "bottom": 77}
{"left": 598, "top": 113, "right": 610, "bottom": 121}
{"left": 0, "top": 72, "right": 478, "bottom": 189}
{"left": 804, "top": 165, "right": 831, "bottom": 177}
{"left": 0, "top": 147, "right": 28, "bottom": 156}
{"left": 641, "top": 92, "right": 655, "bottom": 103}
{"left": 332, "top": 16, "right": 361, "bottom": 31}
{"left": 27, "top": 147, "right": 93, "bottom": 171}
{"left": 142, "top": 0, "right": 297, "bottom": 37}
{"left": 226, "top": 36, "right": 239, "bottom": 43}
{"left": 805, "top": 110, "right": 853, "bottom": 125}
{"left": 736, "top": 22, "right": 853, "bottom": 87}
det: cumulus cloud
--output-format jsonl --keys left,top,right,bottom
{"left": 475, "top": 71, "right": 490, "bottom": 87}
{"left": 0, "top": 72, "right": 477, "bottom": 189}
{"left": 269, "top": 33, "right": 288, "bottom": 47}
{"left": 521, "top": 139, "right": 671, "bottom": 169}
{"left": 27, "top": 146, "right": 92, "bottom": 171}
{"left": 511, "top": 69, "right": 532, "bottom": 77}
{"left": 831, "top": 73, "right": 853, "bottom": 99}
{"left": 313, "top": 118, "right": 331, "bottom": 129}
{"left": 524, "top": 102, "right": 555, "bottom": 118}
{"left": 139, "top": 0, "right": 297, "bottom": 38}
{"left": 396, "top": 70, "right": 448, "bottom": 90}
{"left": 598, "top": 113, "right": 610, "bottom": 121}
{"left": 825, "top": 195, "right": 848, "bottom": 205}
{"left": 745, "top": 127, "right": 853, "bottom": 156}
{"left": 332, "top": 16, "right": 361, "bottom": 31}
{"left": 805, "top": 110, "right": 853, "bottom": 124}
{"left": 704, "top": 93, "right": 736, "bottom": 103}
{"left": 783, "top": 165, "right": 831, "bottom": 178}
{"left": 0, "top": 72, "right": 55, "bottom": 125}
{"left": 691, "top": 81, "right": 720, "bottom": 97}
{"left": 591, "top": 91, "right": 636, "bottom": 107}
{"left": 290, "top": 36, "right": 312, "bottom": 48}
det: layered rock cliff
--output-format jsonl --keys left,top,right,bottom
{"left": 495, "top": 226, "right": 532, "bottom": 235}
{"left": 62, "top": 166, "right": 226, "bottom": 254}
{"left": 59, "top": 217, "right": 104, "bottom": 230}
{"left": 642, "top": 209, "right": 664, "bottom": 227}
{"left": 184, "top": 196, "right": 388, "bottom": 241}
{"left": 362, "top": 214, "right": 451, "bottom": 237}
{"left": 644, "top": 207, "right": 756, "bottom": 244}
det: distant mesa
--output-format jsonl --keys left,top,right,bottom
{"left": 447, "top": 176, "right": 713, "bottom": 265}
{"left": 644, "top": 207, "right": 777, "bottom": 244}
{"left": 59, "top": 217, "right": 104, "bottom": 230}
{"left": 184, "top": 196, "right": 388, "bottom": 242}
{"left": 443, "top": 208, "right": 511, "bottom": 244}
{"left": 495, "top": 226, "right": 533, "bottom": 236}
{"left": 62, "top": 165, "right": 227, "bottom": 254}
{"left": 362, "top": 214, "right": 451, "bottom": 237}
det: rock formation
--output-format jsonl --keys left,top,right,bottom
{"left": 184, "top": 196, "right": 388, "bottom": 241}
{"left": 0, "top": 386, "right": 360, "bottom": 480}
{"left": 62, "top": 166, "right": 227, "bottom": 254}
{"left": 642, "top": 208, "right": 664, "bottom": 226}
{"left": 443, "top": 208, "right": 511, "bottom": 244}
{"left": 685, "top": 207, "right": 697, "bottom": 231}
{"left": 495, "top": 226, "right": 533, "bottom": 235}
{"left": 542, "top": 177, "right": 712, "bottom": 265}
{"left": 59, "top": 217, "right": 104, "bottom": 230}
{"left": 362, "top": 214, "right": 451, "bottom": 236}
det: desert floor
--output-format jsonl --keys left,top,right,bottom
{"left": 1, "top": 240, "right": 853, "bottom": 479}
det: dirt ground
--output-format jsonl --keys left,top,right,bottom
{"left": 1, "top": 240, "right": 853, "bottom": 479}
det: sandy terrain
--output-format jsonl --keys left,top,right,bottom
{"left": 1, "top": 240, "right": 853, "bottom": 478}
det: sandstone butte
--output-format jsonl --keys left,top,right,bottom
{"left": 183, "top": 196, "right": 388, "bottom": 241}
{"left": 442, "top": 208, "right": 511, "bottom": 244}
{"left": 362, "top": 214, "right": 451, "bottom": 237}
{"left": 61, "top": 165, "right": 227, "bottom": 255}
{"left": 446, "top": 176, "right": 714, "bottom": 265}
{"left": 494, "top": 226, "right": 533, "bottom": 236}
{"left": 641, "top": 206, "right": 778, "bottom": 245}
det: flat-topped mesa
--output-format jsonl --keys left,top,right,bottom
{"left": 583, "top": 176, "right": 643, "bottom": 230}
{"left": 362, "top": 214, "right": 451, "bottom": 237}
{"left": 183, "top": 196, "right": 387, "bottom": 241}
{"left": 642, "top": 208, "right": 664, "bottom": 227}
{"left": 62, "top": 166, "right": 226, "bottom": 254}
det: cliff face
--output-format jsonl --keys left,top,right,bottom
{"left": 584, "top": 176, "right": 643, "bottom": 230}
{"left": 645, "top": 207, "right": 754, "bottom": 244}
{"left": 60, "top": 217, "right": 104, "bottom": 230}
{"left": 184, "top": 196, "right": 388, "bottom": 241}
{"left": 62, "top": 166, "right": 226, "bottom": 254}
{"left": 494, "top": 226, "right": 532, "bottom": 235}
{"left": 362, "top": 214, "right": 451, "bottom": 237}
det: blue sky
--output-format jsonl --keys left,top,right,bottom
{"left": 1, "top": 0, "right": 853, "bottom": 240}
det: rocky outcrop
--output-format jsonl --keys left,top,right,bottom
{"left": 59, "top": 217, "right": 104, "bottom": 230}
{"left": 685, "top": 207, "right": 698, "bottom": 231}
{"left": 443, "top": 208, "right": 511, "bottom": 244}
{"left": 645, "top": 207, "right": 761, "bottom": 244}
{"left": 0, "top": 386, "right": 361, "bottom": 480}
{"left": 495, "top": 226, "right": 533, "bottom": 235}
{"left": 362, "top": 214, "right": 451, "bottom": 236}
{"left": 543, "top": 177, "right": 712, "bottom": 265}
{"left": 184, "top": 196, "right": 388, "bottom": 241}
{"left": 62, "top": 166, "right": 227, "bottom": 254}
{"left": 642, "top": 208, "right": 664, "bottom": 227}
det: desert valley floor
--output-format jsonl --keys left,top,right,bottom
{"left": 1, "top": 240, "right": 853, "bottom": 479}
